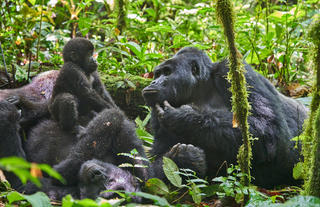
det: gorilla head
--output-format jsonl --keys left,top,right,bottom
{"left": 79, "top": 159, "right": 140, "bottom": 201}
{"left": 142, "top": 47, "right": 214, "bottom": 107}
{"left": 62, "top": 38, "right": 97, "bottom": 74}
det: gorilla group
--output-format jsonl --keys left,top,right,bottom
{"left": 0, "top": 38, "right": 147, "bottom": 201}
{"left": 0, "top": 42, "right": 308, "bottom": 201}
{"left": 143, "top": 47, "right": 307, "bottom": 188}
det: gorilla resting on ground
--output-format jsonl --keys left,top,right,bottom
{"left": 142, "top": 47, "right": 307, "bottom": 188}
{"left": 27, "top": 107, "right": 148, "bottom": 187}
{"left": 49, "top": 37, "right": 116, "bottom": 132}
{"left": 0, "top": 70, "right": 59, "bottom": 133}
{"left": 0, "top": 100, "right": 145, "bottom": 201}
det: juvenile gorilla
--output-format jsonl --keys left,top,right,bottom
{"left": 79, "top": 159, "right": 140, "bottom": 201}
{"left": 0, "top": 101, "right": 145, "bottom": 200}
{"left": 49, "top": 37, "right": 116, "bottom": 132}
{"left": 143, "top": 47, "right": 307, "bottom": 188}
{"left": 26, "top": 107, "right": 148, "bottom": 198}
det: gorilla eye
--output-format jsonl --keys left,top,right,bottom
{"left": 91, "top": 170, "right": 103, "bottom": 180}
{"left": 154, "top": 71, "right": 160, "bottom": 79}
{"left": 162, "top": 67, "right": 171, "bottom": 76}
{"left": 191, "top": 62, "right": 199, "bottom": 76}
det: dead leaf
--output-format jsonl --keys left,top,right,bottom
{"left": 30, "top": 163, "right": 43, "bottom": 178}
{"left": 232, "top": 114, "right": 239, "bottom": 128}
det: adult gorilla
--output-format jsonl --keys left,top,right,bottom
{"left": 143, "top": 47, "right": 307, "bottom": 188}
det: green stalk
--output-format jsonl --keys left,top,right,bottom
{"left": 36, "top": 0, "right": 44, "bottom": 61}
{"left": 216, "top": 0, "right": 252, "bottom": 205}
{"left": 303, "top": 18, "right": 320, "bottom": 196}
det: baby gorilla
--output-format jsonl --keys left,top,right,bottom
{"left": 49, "top": 38, "right": 116, "bottom": 132}
{"left": 79, "top": 159, "right": 141, "bottom": 202}
{"left": 26, "top": 107, "right": 148, "bottom": 199}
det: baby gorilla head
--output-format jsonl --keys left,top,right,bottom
{"left": 142, "top": 47, "right": 214, "bottom": 107}
{"left": 79, "top": 159, "right": 140, "bottom": 201}
{"left": 62, "top": 38, "right": 97, "bottom": 74}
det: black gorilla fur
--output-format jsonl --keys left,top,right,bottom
{"left": 143, "top": 47, "right": 307, "bottom": 188}
{"left": 79, "top": 159, "right": 140, "bottom": 201}
{"left": 49, "top": 38, "right": 116, "bottom": 132}
{"left": 0, "top": 101, "right": 146, "bottom": 200}
{"left": 28, "top": 107, "right": 148, "bottom": 187}
{"left": 0, "top": 101, "right": 26, "bottom": 189}
{"left": 0, "top": 38, "right": 146, "bottom": 200}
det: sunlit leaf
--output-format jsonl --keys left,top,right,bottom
{"left": 162, "top": 157, "right": 182, "bottom": 188}
{"left": 145, "top": 178, "right": 169, "bottom": 195}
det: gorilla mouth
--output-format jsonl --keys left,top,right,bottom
{"left": 142, "top": 89, "right": 159, "bottom": 96}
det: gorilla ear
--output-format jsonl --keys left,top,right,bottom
{"left": 191, "top": 61, "right": 200, "bottom": 76}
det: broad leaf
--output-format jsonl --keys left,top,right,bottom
{"left": 145, "top": 178, "right": 169, "bottom": 195}
{"left": 162, "top": 157, "right": 182, "bottom": 188}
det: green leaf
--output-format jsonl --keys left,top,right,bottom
{"left": 78, "top": 17, "right": 91, "bottom": 36}
{"left": 28, "top": 0, "right": 36, "bottom": 5}
{"left": 162, "top": 157, "right": 182, "bottom": 188}
{"left": 190, "top": 183, "right": 201, "bottom": 204}
{"left": 146, "top": 25, "right": 173, "bottom": 33}
{"left": 0, "top": 157, "right": 30, "bottom": 169}
{"left": 293, "top": 162, "right": 304, "bottom": 180}
{"left": 269, "top": 11, "right": 284, "bottom": 21}
{"left": 127, "top": 192, "right": 170, "bottom": 206}
{"left": 8, "top": 192, "right": 51, "bottom": 207}
{"left": 38, "top": 164, "right": 65, "bottom": 184}
{"left": 7, "top": 191, "right": 25, "bottom": 204}
{"left": 145, "top": 178, "right": 169, "bottom": 195}
{"left": 22, "top": 192, "right": 52, "bottom": 207}
{"left": 125, "top": 42, "right": 141, "bottom": 59}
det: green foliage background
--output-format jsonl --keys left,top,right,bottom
{"left": 1, "top": 0, "right": 320, "bottom": 206}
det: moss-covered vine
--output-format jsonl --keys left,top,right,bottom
{"left": 303, "top": 18, "right": 320, "bottom": 196}
{"left": 216, "top": 0, "right": 252, "bottom": 203}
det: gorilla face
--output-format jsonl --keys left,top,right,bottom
{"left": 142, "top": 47, "right": 213, "bottom": 107}
{"left": 63, "top": 38, "right": 98, "bottom": 74}
{"left": 80, "top": 50, "right": 98, "bottom": 74}
{"left": 79, "top": 160, "right": 139, "bottom": 200}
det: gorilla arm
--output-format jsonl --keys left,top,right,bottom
{"left": 91, "top": 71, "right": 117, "bottom": 108}
{"left": 155, "top": 101, "right": 242, "bottom": 153}
{"left": 63, "top": 64, "right": 114, "bottom": 110}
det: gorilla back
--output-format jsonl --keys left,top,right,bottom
{"left": 143, "top": 47, "right": 307, "bottom": 188}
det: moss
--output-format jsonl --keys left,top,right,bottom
{"left": 216, "top": 0, "right": 252, "bottom": 194}
{"left": 100, "top": 74, "right": 152, "bottom": 119}
{"left": 304, "top": 105, "right": 320, "bottom": 196}
{"left": 302, "top": 18, "right": 320, "bottom": 188}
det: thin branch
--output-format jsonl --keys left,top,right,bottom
{"left": 36, "top": 0, "right": 44, "bottom": 61}
{"left": 0, "top": 41, "right": 12, "bottom": 87}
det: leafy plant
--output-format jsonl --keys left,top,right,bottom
{"left": 212, "top": 164, "right": 250, "bottom": 204}
{"left": 0, "top": 156, "right": 64, "bottom": 187}
{"left": 145, "top": 156, "right": 207, "bottom": 204}
{"left": 135, "top": 107, "right": 153, "bottom": 147}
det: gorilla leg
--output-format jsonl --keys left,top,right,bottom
{"left": 49, "top": 93, "right": 79, "bottom": 132}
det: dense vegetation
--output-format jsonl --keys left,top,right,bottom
{"left": 1, "top": 0, "right": 320, "bottom": 206}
